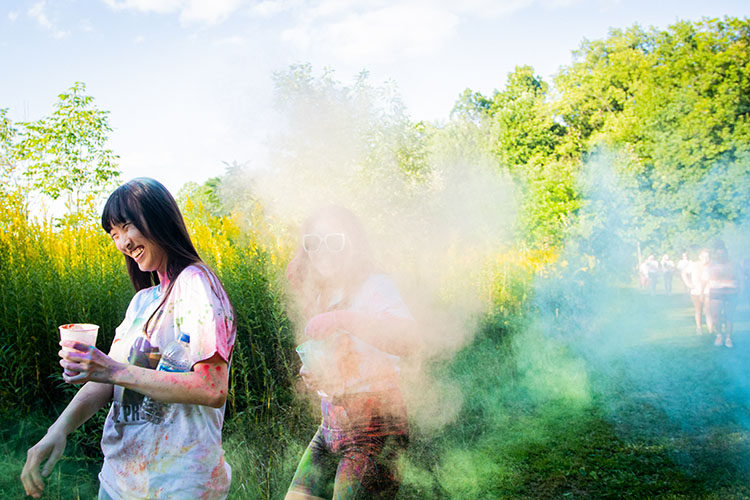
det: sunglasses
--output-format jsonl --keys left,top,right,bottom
{"left": 302, "top": 233, "right": 346, "bottom": 253}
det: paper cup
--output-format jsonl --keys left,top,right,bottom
{"left": 59, "top": 324, "right": 98, "bottom": 377}
{"left": 59, "top": 323, "right": 99, "bottom": 349}
{"left": 296, "top": 339, "right": 328, "bottom": 378}
{"left": 59, "top": 323, "right": 99, "bottom": 351}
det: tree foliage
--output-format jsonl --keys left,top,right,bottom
{"left": 2, "top": 82, "right": 120, "bottom": 217}
{"left": 462, "top": 17, "right": 750, "bottom": 252}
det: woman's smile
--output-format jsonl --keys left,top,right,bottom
{"left": 110, "top": 222, "right": 167, "bottom": 276}
{"left": 131, "top": 246, "right": 144, "bottom": 261}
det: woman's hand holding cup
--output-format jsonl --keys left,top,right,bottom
{"left": 58, "top": 324, "right": 98, "bottom": 378}
{"left": 58, "top": 338, "right": 125, "bottom": 385}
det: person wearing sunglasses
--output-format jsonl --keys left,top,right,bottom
{"left": 284, "top": 205, "right": 419, "bottom": 500}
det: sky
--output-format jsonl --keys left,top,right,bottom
{"left": 1, "top": 0, "right": 748, "bottom": 194}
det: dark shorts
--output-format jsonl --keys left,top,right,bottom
{"left": 287, "top": 425, "right": 408, "bottom": 500}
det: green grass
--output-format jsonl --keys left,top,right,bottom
{"left": 6, "top": 288, "right": 750, "bottom": 499}
{"left": 394, "top": 285, "right": 750, "bottom": 499}
{"left": 5, "top": 290, "right": 750, "bottom": 499}
{"left": 0, "top": 410, "right": 100, "bottom": 500}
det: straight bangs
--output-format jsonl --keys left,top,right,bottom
{"left": 101, "top": 183, "right": 150, "bottom": 238}
{"left": 101, "top": 181, "right": 158, "bottom": 291}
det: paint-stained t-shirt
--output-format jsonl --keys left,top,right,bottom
{"left": 99, "top": 265, "right": 235, "bottom": 500}
{"left": 301, "top": 273, "right": 413, "bottom": 436}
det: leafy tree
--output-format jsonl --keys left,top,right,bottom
{"left": 0, "top": 108, "right": 16, "bottom": 180}
{"left": 463, "top": 17, "right": 750, "bottom": 251}
{"left": 450, "top": 88, "right": 493, "bottom": 124}
{"left": 176, "top": 176, "right": 226, "bottom": 218}
{"left": 8, "top": 82, "right": 120, "bottom": 217}
{"left": 553, "top": 25, "right": 652, "bottom": 156}
{"left": 462, "top": 66, "right": 571, "bottom": 247}
{"left": 490, "top": 66, "right": 564, "bottom": 170}
{"left": 262, "top": 63, "right": 433, "bottom": 225}
{"left": 555, "top": 18, "right": 750, "bottom": 249}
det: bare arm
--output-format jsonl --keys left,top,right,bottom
{"left": 60, "top": 343, "right": 228, "bottom": 408}
{"left": 21, "top": 381, "right": 112, "bottom": 498}
{"left": 109, "top": 355, "right": 228, "bottom": 408}
{"left": 339, "top": 311, "right": 421, "bottom": 356}
{"left": 48, "top": 381, "right": 113, "bottom": 436}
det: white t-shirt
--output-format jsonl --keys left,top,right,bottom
{"left": 99, "top": 265, "right": 235, "bottom": 500}
{"left": 677, "top": 258, "right": 690, "bottom": 272}
{"left": 686, "top": 261, "right": 708, "bottom": 296}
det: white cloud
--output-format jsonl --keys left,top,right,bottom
{"left": 27, "top": 1, "right": 69, "bottom": 38}
{"left": 180, "top": 0, "right": 244, "bottom": 24}
{"left": 443, "top": 0, "right": 534, "bottom": 17}
{"left": 280, "top": 2, "right": 460, "bottom": 63}
{"left": 250, "top": 0, "right": 287, "bottom": 17}
{"left": 28, "top": 1, "right": 51, "bottom": 27}
{"left": 8, "top": 10, "right": 19, "bottom": 21}
{"left": 542, "top": 0, "right": 581, "bottom": 8}
{"left": 273, "top": 0, "right": 579, "bottom": 64}
{"left": 102, "top": 0, "right": 246, "bottom": 25}
{"left": 212, "top": 35, "right": 246, "bottom": 46}
{"left": 102, "top": 0, "right": 184, "bottom": 14}
{"left": 79, "top": 18, "right": 94, "bottom": 32}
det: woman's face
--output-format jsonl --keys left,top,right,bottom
{"left": 303, "top": 217, "right": 351, "bottom": 280}
{"left": 699, "top": 251, "right": 710, "bottom": 264}
{"left": 109, "top": 221, "right": 168, "bottom": 275}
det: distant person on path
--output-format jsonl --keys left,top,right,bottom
{"left": 21, "top": 178, "right": 236, "bottom": 499}
{"left": 682, "top": 249, "right": 710, "bottom": 335}
{"left": 639, "top": 258, "right": 650, "bottom": 289}
{"left": 640, "top": 254, "right": 659, "bottom": 295}
{"left": 284, "top": 206, "right": 419, "bottom": 500}
{"left": 677, "top": 251, "right": 691, "bottom": 295}
{"left": 661, "top": 254, "right": 676, "bottom": 295}
{"left": 706, "top": 244, "right": 740, "bottom": 348}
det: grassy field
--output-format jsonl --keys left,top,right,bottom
{"left": 3, "top": 285, "right": 750, "bottom": 499}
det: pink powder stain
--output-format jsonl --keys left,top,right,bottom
{"left": 200, "top": 458, "right": 228, "bottom": 500}
{"left": 196, "top": 364, "right": 212, "bottom": 379}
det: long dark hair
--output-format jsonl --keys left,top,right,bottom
{"left": 102, "top": 177, "right": 231, "bottom": 335}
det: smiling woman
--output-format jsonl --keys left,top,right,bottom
{"left": 20, "top": 178, "right": 237, "bottom": 500}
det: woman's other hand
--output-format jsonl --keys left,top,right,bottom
{"left": 20, "top": 429, "right": 67, "bottom": 498}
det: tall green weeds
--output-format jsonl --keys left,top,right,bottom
{"left": 0, "top": 193, "right": 303, "bottom": 458}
